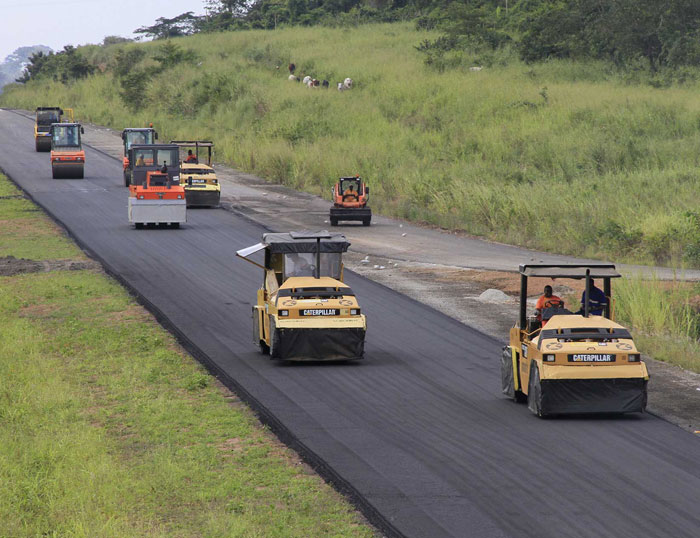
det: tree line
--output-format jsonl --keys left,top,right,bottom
{"left": 136, "top": 0, "right": 700, "bottom": 71}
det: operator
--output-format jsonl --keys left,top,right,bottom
{"left": 135, "top": 154, "right": 146, "bottom": 166}
{"left": 580, "top": 280, "right": 608, "bottom": 316}
{"left": 534, "top": 285, "right": 564, "bottom": 323}
{"left": 342, "top": 183, "right": 358, "bottom": 201}
{"left": 287, "top": 253, "right": 312, "bottom": 277}
{"left": 185, "top": 150, "right": 198, "bottom": 163}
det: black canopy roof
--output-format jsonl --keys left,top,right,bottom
{"left": 262, "top": 231, "right": 350, "bottom": 253}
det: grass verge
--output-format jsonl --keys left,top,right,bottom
{"left": 0, "top": 171, "right": 374, "bottom": 537}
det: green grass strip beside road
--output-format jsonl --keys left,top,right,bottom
{"left": 0, "top": 172, "right": 374, "bottom": 537}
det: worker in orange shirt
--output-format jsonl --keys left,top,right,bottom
{"left": 534, "top": 285, "right": 564, "bottom": 325}
{"left": 343, "top": 183, "right": 359, "bottom": 201}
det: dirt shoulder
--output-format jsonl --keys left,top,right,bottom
{"left": 18, "top": 110, "right": 698, "bottom": 433}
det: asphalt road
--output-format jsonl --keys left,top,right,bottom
{"left": 1, "top": 109, "right": 699, "bottom": 538}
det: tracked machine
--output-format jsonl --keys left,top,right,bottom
{"left": 501, "top": 264, "right": 648, "bottom": 417}
{"left": 126, "top": 144, "right": 186, "bottom": 228}
{"left": 50, "top": 122, "right": 85, "bottom": 179}
{"left": 237, "top": 231, "right": 366, "bottom": 361}
{"left": 122, "top": 126, "right": 158, "bottom": 186}
{"left": 35, "top": 107, "right": 71, "bottom": 151}
{"left": 330, "top": 176, "right": 371, "bottom": 226}
{"left": 171, "top": 141, "right": 221, "bottom": 207}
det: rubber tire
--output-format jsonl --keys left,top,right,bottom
{"left": 135, "top": 223, "right": 144, "bottom": 229}
{"left": 362, "top": 218, "right": 371, "bottom": 226}
{"left": 527, "top": 364, "right": 545, "bottom": 417}
{"left": 170, "top": 223, "right": 180, "bottom": 229}
{"left": 254, "top": 312, "right": 270, "bottom": 354}
{"left": 124, "top": 172, "right": 130, "bottom": 187}
{"left": 269, "top": 316, "right": 281, "bottom": 359}
{"left": 77, "top": 168, "right": 84, "bottom": 179}
{"left": 330, "top": 217, "right": 338, "bottom": 226}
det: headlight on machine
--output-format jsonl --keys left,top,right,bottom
{"left": 350, "top": 309, "right": 361, "bottom": 315}
{"left": 627, "top": 354, "right": 641, "bottom": 362}
{"left": 279, "top": 310, "right": 289, "bottom": 317}
{"left": 543, "top": 354, "right": 556, "bottom": 362}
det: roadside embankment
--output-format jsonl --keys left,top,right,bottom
{"left": 4, "top": 23, "right": 700, "bottom": 266}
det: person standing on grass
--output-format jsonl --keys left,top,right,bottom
{"left": 580, "top": 280, "right": 608, "bottom": 316}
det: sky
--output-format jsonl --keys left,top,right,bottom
{"left": 0, "top": 0, "right": 206, "bottom": 61}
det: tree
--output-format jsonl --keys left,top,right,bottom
{"left": 134, "top": 11, "right": 200, "bottom": 39}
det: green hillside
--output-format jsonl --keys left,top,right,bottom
{"left": 4, "top": 22, "right": 700, "bottom": 266}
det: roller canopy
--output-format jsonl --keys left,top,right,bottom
{"left": 519, "top": 264, "right": 620, "bottom": 279}
{"left": 261, "top": 231, "right": 350, "bottom": 253}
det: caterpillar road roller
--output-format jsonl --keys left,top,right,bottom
{"left": 35, "top": 107, "right": 72, "bottom": 151}
{"left": 171, "top": 140, "right": 221, "bottom": 207}
{"left": 126, "top": 144, "right": 185, "bottom": 228}
{"left": 237, "top": 231, "right": 366, "bottom": 361}
{"left": 330, "top": 175, "right": 371, "bottom": 226}
{"left": 501, "top": 264, "right": 648, "bottom": 417}
{"left": 50, "top": 122, "right": 85, "bottom": 179}
{"left": 122, "top": 126, "right": 158, "bottom": 186}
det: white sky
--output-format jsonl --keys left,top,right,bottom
{"left": 0, "top": 0, "right": 206, "bottom": 61}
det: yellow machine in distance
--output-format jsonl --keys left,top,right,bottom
{"left": 170, "top": 141, "right": 220, "bottom": 207}
{"left": 35, "top": 107, "right": 73, "bottom": 151}
{"left": 237, "top": 231, "right": 366, "bottom": 361}
{"left": 502, "top": 264, "right": 648, "bottom": 416}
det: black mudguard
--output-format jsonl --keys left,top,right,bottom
{"left": 185, "top": 190, "right": 220, "bottom": 207}
{"left": 538, "top": 377, "right": 648, "bottom": 416}
{"left": 271, "top": 327, "right": 366, "bottom": 361}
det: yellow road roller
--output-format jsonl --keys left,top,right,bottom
{"left": 237, "top": 231, "right": 366, "bottom": 361}
{"left": 502, "top": 264, "right": 648, "bottom": 416}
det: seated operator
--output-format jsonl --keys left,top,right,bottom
{"left": 185, "top": 149, "right": 198, "bottom": 163}
{"left": 579, "top": 280, "right": 608, "bottom": 316}
{"left": 287, "top": 253, "right": 313, "bottom": 277}
{"left": 342, "top": 183, "right": 359, "bottom": 201}
{"left": 534, "top": 285, "right": 564, "bottom": 325}
{"left": 135, "top": 153, "right": 146, "bottom": 166}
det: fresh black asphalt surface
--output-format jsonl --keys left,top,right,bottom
{"left": 1, "top": 109, "right": 699, "bottom": 538}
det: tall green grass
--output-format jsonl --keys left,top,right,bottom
{"left": 615, "top": 275, "right": 700, "bottom": 373}
{"left": 5, "top": 22, "right": 700, "bottom": 265}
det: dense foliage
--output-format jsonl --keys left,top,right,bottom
{"left": 16, "top": 46, "right": 94, "bottom": 84}
{"left": 417, "top": 0, "right": 700, "bottom": 71}
{"left": 129, "top": 0, "right": 700, "bottom": 72}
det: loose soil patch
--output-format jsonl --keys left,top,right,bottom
{"left": 0, "top": 255, "right": 99, "bottom": 276}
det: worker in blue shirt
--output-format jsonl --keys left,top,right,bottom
{"left": 580, "top": 280, "right": 608, "bottom": 316}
